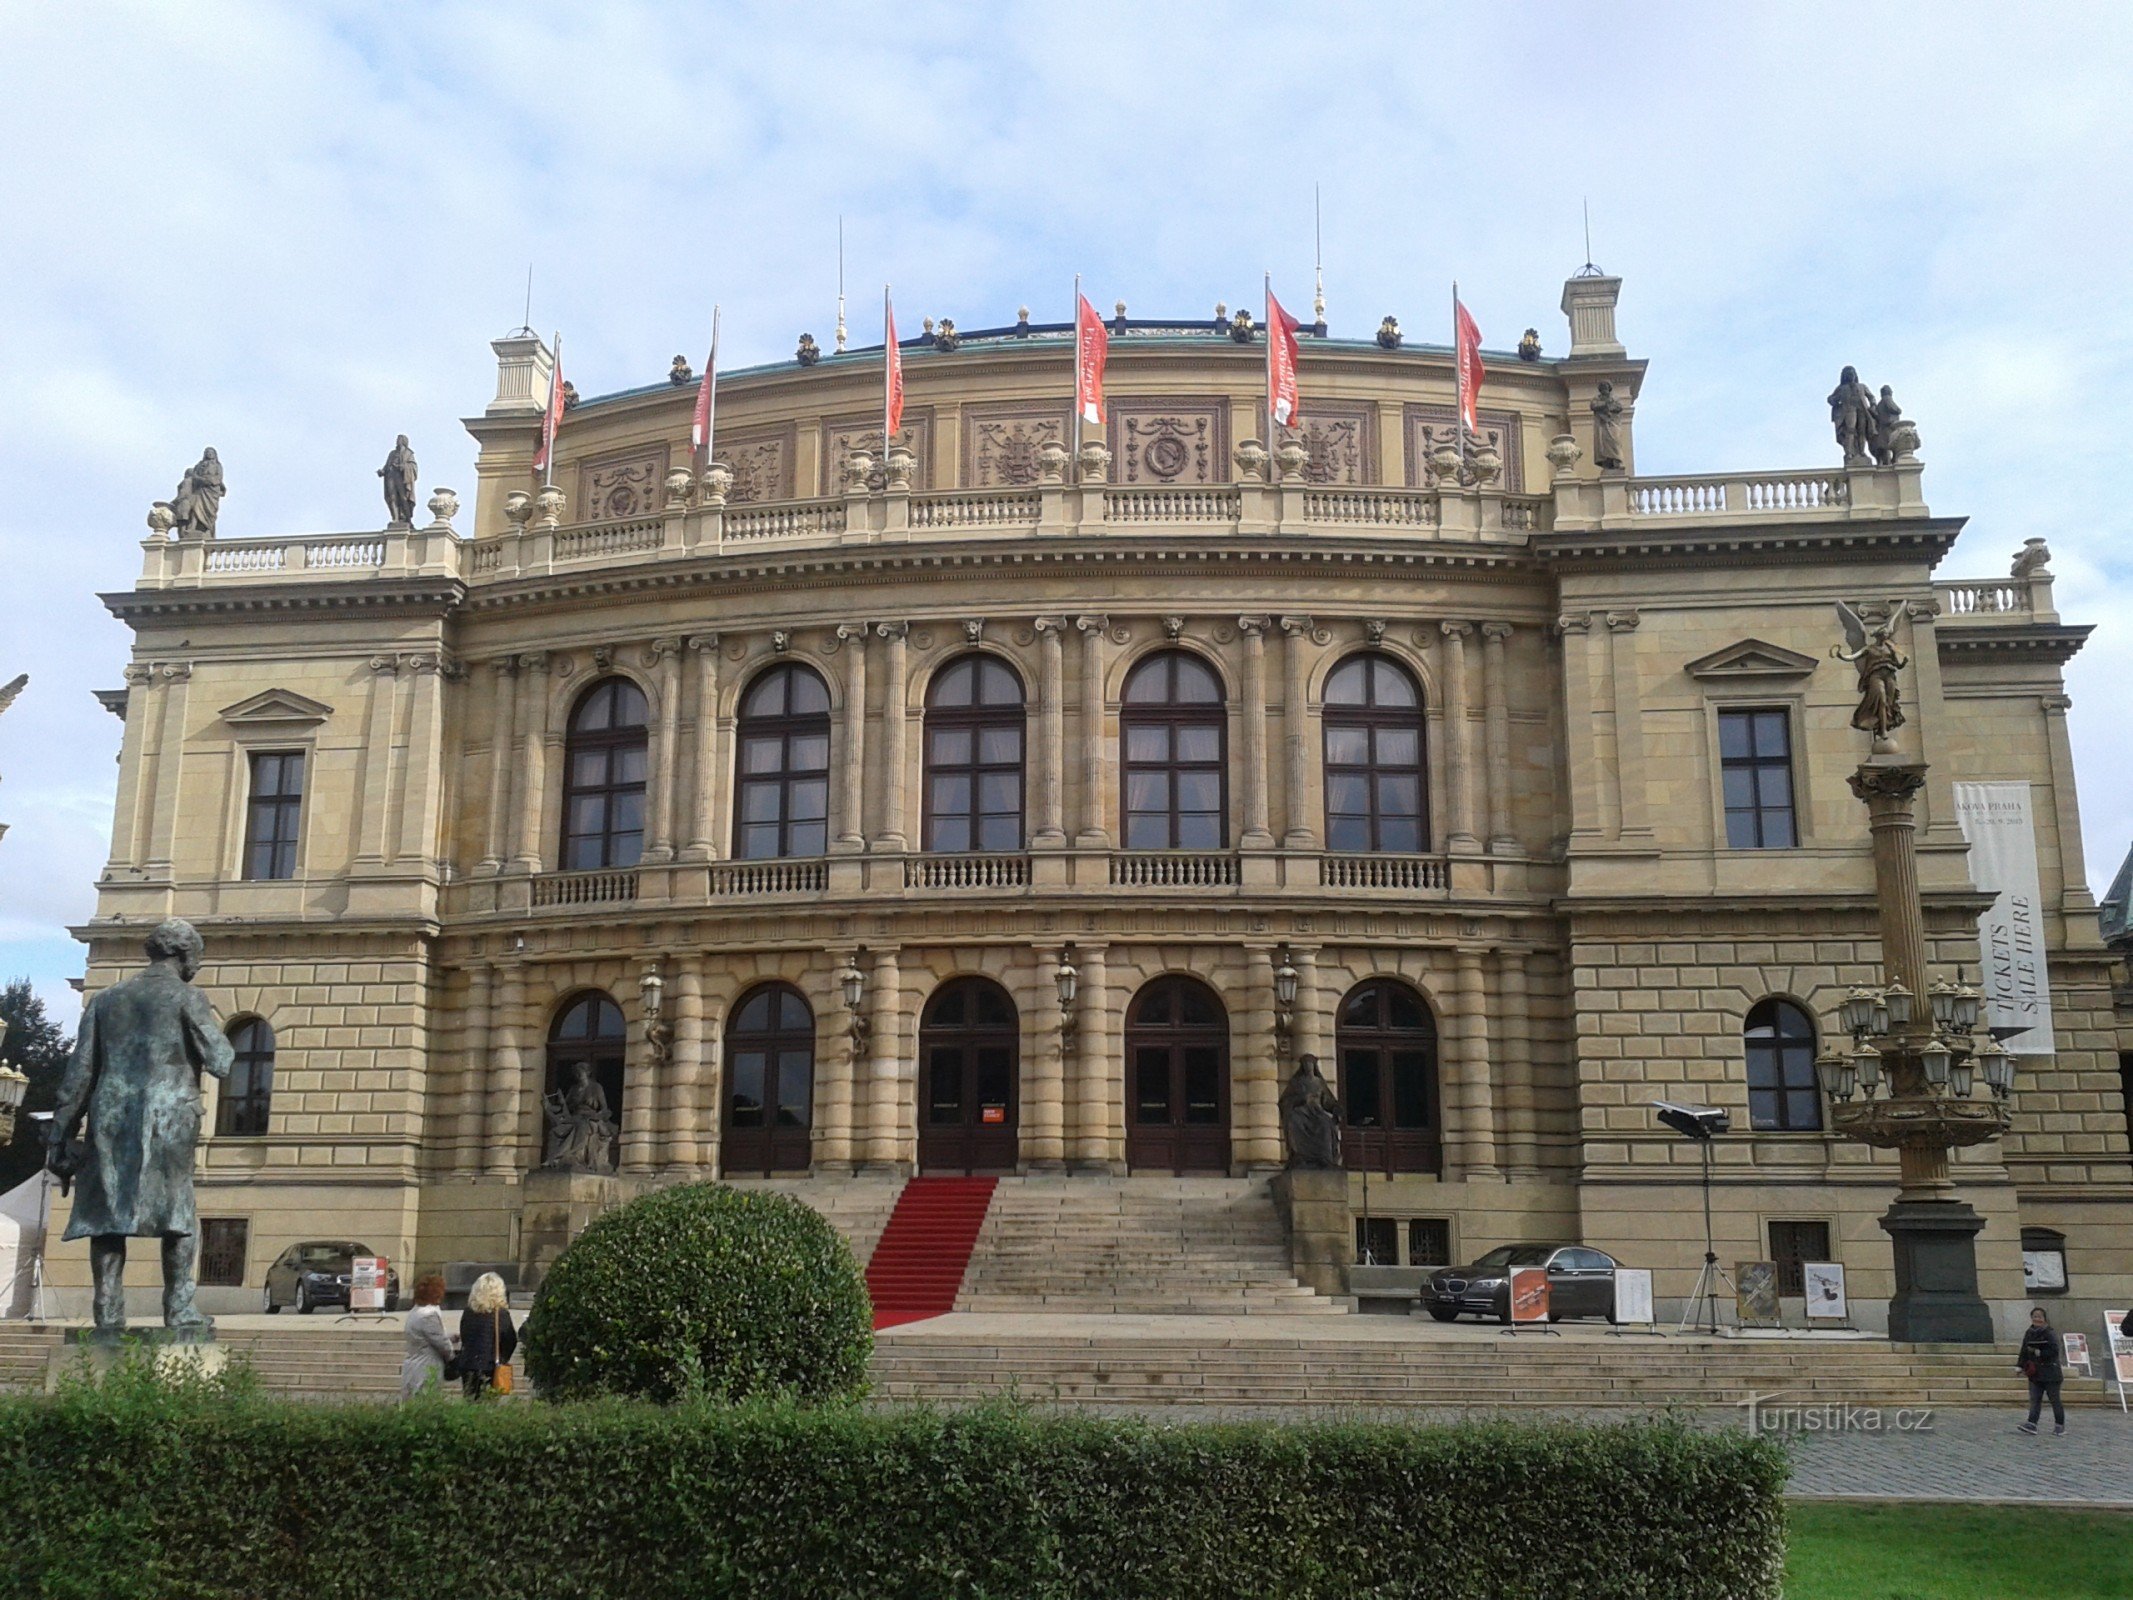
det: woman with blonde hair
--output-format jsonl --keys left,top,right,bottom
{"left": 457, "top": 1271, "right": 519, "bottom": 1399}
{"left": 400, "top": 1274, "right": 452, "bottom": 1400}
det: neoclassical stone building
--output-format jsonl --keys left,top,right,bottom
{"left": 67, "top": 272, "right": 2132, "bottom": 1331}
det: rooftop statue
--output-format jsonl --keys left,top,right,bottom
{"left": 1828, "top": 366, "right": 1876, "bottom": 466}
{"left": 1589, "top": 381, "right": 1625, "bottom": 470}
{"left": 1834, "top": 599, "right": 1909, "bottom": 750}
{"left": 378, "top": 435, "right": 418, "bottom": 527}
{"left": 46, "top": 918, "right": 232, "bottom": 1335}
{"left": 168, "top": 448, "right": 225, "bottom": 539}
{"left": 1867, "top": 386, "right": 1903, "bottom": 467}
{"left": 1279, "top": 1054, "right": 1342, "bottom": 1170}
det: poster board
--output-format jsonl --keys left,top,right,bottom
{"left": 350, "top": 1256, "right": 387, "bottom": 1313}
{"left": 1952, "top": 783, "right": 2056, "bottom": 1055}
{"left": 2062, "top": 1333, "right": 2092, "bottom": 1378}
{"left": 1612, "top": 1267, "right": 1655, "bottom": 1328}
{"left": 1735, "top": 1261, "right": 1782, "bottom": 1328}
{"left": 1802, "top": 1261, "right": 1849, "bottom": 1324}
{"left": 1508, "top": 1267, "right": 1550, "bottom": 1324}
{"left": 2105, "top": 1310, "right": 2133, "bottom": 1413}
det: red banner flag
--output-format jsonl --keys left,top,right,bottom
{"left": 690, "top": 309, "right": 719, "bottom": 460}
{"left": 1454, "top": 296, "right": 1484, "bottom": 435}
{"left": 1075, "top": 292, "right": 1108, "bottom": 426}
{"left": 533, "top": 334, "right": 564, "bottom": 480}
{"left": 1267, "top": 287, "right": 1301, "bottom": 428}
{"left": 884, "top": 292, "right": 905, "bottom": 441}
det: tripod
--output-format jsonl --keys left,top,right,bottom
{"left": 1677, "top": 1132, "right": 1733, "bottom": 1336}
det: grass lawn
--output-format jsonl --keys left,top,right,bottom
{"left": 1785, "top": 1502, "right": 2133, "bottom": 1598}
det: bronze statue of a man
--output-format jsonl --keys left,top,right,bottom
{"left": 379, "top": 435, "right": 418, "bottom": 526}
{"left": 48, "top": 918, "right": 232, "bottom": 1334}
{"left": 1279, "top": 1054, "right": 1342, "bottom": 1169}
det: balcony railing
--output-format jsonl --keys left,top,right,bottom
{"left": 1936, "top": 578, "right": 2030, "bottom": 616}
{"left": 904, "top": 852, "right": 1032, "bottom": 889}
{"left": 708, "top": 859, "right": 828, "bottom": 896}
{"left": 1319, "top": 854, "right": 1449, "bottom": 891}
{"left": 1108, "top": 851, "right": 1240, "bottom": 888}
{"left": 1626, "top": 471, "right": 1847, "bottom": 517}
{"left": 531, "top": 868, "right": 639, "bottom": 907}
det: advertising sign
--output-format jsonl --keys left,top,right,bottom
{"left": 2104, "top": 1310, "right": 2133, "bottom": 1390}
{"left": 1802, "top": 1261, "right": 1848, "bottom": 1322}
{"left": 350, "top": 1256, "right": 387, "bottom": 1313}
{"left": 1953, "top": 783, "right": 2056, "bottom": 1055}
{"left": 1508, "top": 1267, "right": 1550, "bottom": 1324}
{"left": 2062, "top": 1333, "right": 2092, "bottom": 1377}
{"left": 1735, "top": 1262, "right": 1782, "bottom": 1328}
{"left": 1612, "top": 1267, "right": 1654, "bottom": 1327}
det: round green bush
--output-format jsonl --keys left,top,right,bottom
{"left": 522, "top": 1182, "right": 872, "bottom": 1404}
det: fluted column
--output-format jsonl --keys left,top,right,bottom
{"left": 1480, "top": 622, "right": 1515, "bottom": 853}
{"left": 143, "top": 661, "right": 193, "bottom": 874}
{"left": 1498, "top": 949, "right": 1538, "bottom": 1175}
{"left": 1606, "top": 610, "right": 1650, "bottom": 838}
{"left": 479, "top": 658, "right": 517, "bottom": 873}
{"left": 1029, "top": 943, "right": 1067, "bottom": 1168}
{"left": 834, "top": 623, "right": 868, "bottom": 849}
{"left": 1440, "top": 622, "right": 1478, "bottom": 851}
{"left": 1033, "top": 618, "right": 1068, "bottom": 846}
{"left": 394, "top": 655, "right": 449, "bottom": 868}
{"left": 666, "top": 960, "right": 704, "bottom": 1171}
{"left": 113, "top": 664, "right": 159, "bottom": 870}
{"left": 819, "top": 947, "right": 858, "bottom": 1168}
{"left": 1291, "top": 943, "right": 1324, "bottom": 1067}
{"left": 353, "top": 655, "right": 401, "bottom": 867}
{"left": 622, "top": 972, "right": 660, "bottom": 1175}
{"left": 456, "top": 963, "right": 492, "bottom": 1175}
{"left": 1555, "top": 614, "right": 1604, "bottom": 843}
{"left": 682, "top": 634, "right": 721, "bottom": 859}
{"left": 508, "top": 651, "right": 551, "bottom": 873}
{"left": 1278, "top": 617, "right": 1318, "bottom": 847}
{"left": 1239, "top": 615, "right": 1274, "bottom": 847}
{"left": 1074, "top": 615, "right": 1111, "bottom": 847}
{"left": 865, "top": 947, "right": 905, "bottom": 1168}
{"left": 486, "top": 962, "right": 526, "bottom": 1176}
{"left": 644, "top": 637, "right": 683, "bottom": 861}
{"left": 1072, "top": 943, "right": 1112, "bottom": 1167}
{"left": 1238, "top": 945, "right": 1283, "bottom": 1168}
{"left": 1452, "top": 948, "right": 1499, "bottom": 1180}
{"left": 873, "top": 622, "right": 909, "bottom": 851}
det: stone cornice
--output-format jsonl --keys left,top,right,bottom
{"left": 1531, "top": 516, "right": 1966, "bottom": 571}
{"left": 102, "top": 577, "right": 465, "bottom": 625}
{"left": 1934, "top": 621, "right": 2092, "bottom": 665}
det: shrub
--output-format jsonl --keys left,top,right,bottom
{"left": 0, "top": 1388, "right": 1790, "bottom": 1600}
{"left": 522, "top": 1181, "right": 871, "bottom": 1404}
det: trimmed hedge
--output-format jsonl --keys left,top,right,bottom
{"left": 0, "top": 1380, "right": 1789, "bottom": 1600}
{"left": 523, "top": 1181, "right": 872, "bottom": 1404}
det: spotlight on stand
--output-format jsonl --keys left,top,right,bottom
{"left": 1653, "top": 1100, "right": 1731, "bottom": 1336}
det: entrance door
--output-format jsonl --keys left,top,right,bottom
{"left": 1124, "top": 976, "right": 1230, "bottom": 1174}
{"left": 917, "top": 978, "right": 1020, "bottom": 1173}
{"left": 722, "top": 984, "right": 815, "bottom": 1175}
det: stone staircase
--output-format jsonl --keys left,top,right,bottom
{"left": 723, "top": 1174, "right": 905, "bottom": 1269}
{"left": 953, "top": 1175, "right": 1343, "bottom": 1315}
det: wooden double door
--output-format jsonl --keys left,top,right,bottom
{"left": 917, "top": 978, "right": 1020, "bottom": 1174}
{"left": 1124, "top": 976, "right": 1231, "bottom": 1174}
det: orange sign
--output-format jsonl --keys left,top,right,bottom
{"left": 1509, "top": 1266, "right": 1550, "bottom": 1323}
{"left": 980, "top": 1105, "right": 1006, "bottom": 1125}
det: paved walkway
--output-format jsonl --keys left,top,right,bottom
{"left": 1780, "top": 1403, "right": 2133, "bottom": 1506}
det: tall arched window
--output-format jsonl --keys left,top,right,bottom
{"left": 1335, "top": 980, "right": 1441, "bottom": 1175}
{"left": 1124, "top": 975, "right": 1230, "bottom": 1173}
{"left": 1120, "top": 651, "right": 1227, "bottom": 851}
{"left": 547, "top": 992, "right": 627, "bottom": 1171}
{"left": 723, "top": 983, "right": 815, "bottom": 1174}
{"left": 217, "top": 1018, "right": 275, "bottom": 1137}
{"left": 924, "top": 656, "right": 1026, "bottom": 853}
{"left": 562, "top": 678, "right": 650, "bottom": 870}
{"left": 1322, "top": 654, "right": 1426, "bottom": 853}
{"left": 1745, "top": 999, "right": 1821, "bottom": 1131}
{"left": 734, "top": 664, "right": 831, "bottom": 860}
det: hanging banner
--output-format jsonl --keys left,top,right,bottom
{"left": 1952, "top": 782, "right": 2056, "bottom": 1055}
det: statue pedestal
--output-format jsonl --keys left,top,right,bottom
{"left": 1271, "top": 1167, "right": 1349, "bottom": 1296}
{"left": 518, "top": 1168, "right": 624, "bottom": 1289}
{"left": 46, "top": 1328, "right": 226, "bottom": 1393}
{"left": 1880, "top": 1199, "right": 1994, "bottom": 1344}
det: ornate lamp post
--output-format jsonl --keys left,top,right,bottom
{"left": 0, "top": 1022, "right": 27, "bottom": 1143}
{"left": 840, "top": 954, "right": 870, "bottom": 1050}
{"left": 1273, "top": 949, "right": 1300, "bottom": 1061}
{"left": 1821, "top": 603, "right": 2013, "bottom": 1342}
{"left": 1054, "top": 947, "right": 1079, "bottom": 1042}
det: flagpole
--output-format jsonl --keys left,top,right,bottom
{"left": 704, "top": 304, "right": 721, "bottom": 469}
{"left": 1452, "top": 280, "right": 1464, "bottom": 459}
{"left": 1264, "top": 270, "right": 1275, "bottom": 468}
{"left": 836, "top": 218, "right": 848, "bottom": 353}
{"left": 882, "top": 283, "right": 893, "bottom": 462}
{"left": 1071, "top": 272, "right": 1083, "bottom": 469}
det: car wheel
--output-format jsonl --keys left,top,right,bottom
{"left": 1427, "top": 1307, "right": 1459, "bottom": 1323}
{"left": 297, "top": 1282, "right": 313, "bottom": 1315}
{"left": 1605, "top": 1305, "right": 1619, "bottom": 1326}
{"left": 263, "top": 1286, "right": 279, "bottom": 1314}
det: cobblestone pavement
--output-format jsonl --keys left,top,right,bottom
{"left": 1778, "top": 1404, "right": 2133, "bottom": 1505}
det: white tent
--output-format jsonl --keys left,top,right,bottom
{"left": 0, "top": 1168, "right": 54, "bottom": 1318}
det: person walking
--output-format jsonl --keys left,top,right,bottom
{"left": 457, "top": 1271, "right": 519, "bottom": 1400}
{"left": 2017, "top": 1306, "right": 2065, "bottom": 1435}
{"left": 400, "top": 1273, "right": 453, "bottom": 1401}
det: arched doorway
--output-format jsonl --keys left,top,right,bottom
{"left": 1124, "top": 976, "right": 1230, "bottom": 1173}
{"left": 1335, "top": 980, "right": 1441, "bottom": 1175}
{"left": 917, "top": 977, "right": 1019, "bottom": 1173}
{"left": 722, "top": 983, "right": 815, "bottom": 1174}
{"left": 547, "top": 993, "right": 626, "bottom": 1172}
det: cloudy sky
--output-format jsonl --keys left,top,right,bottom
{"left": 2, "top": 2, "right": 2129, "bottom": 1022}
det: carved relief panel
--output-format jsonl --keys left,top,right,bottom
{"left": 1403, "top": 404, "right": 1525, "bottom": 491}
{"left": 1107, "top": 398, "right": 1229, "bottom": 484}
{"left": 1277, "top": 402, "right": 1377, "bottom": 484}
{"left": 819, "top": 409, "right": 933, "bottom": 493}
{"left": 962, "top": 402, "right": 1070, "bottom": 487}
{"left": 577, "top": 445, "right": 670, "bottom": 521}
{"left": 714, "top": 424, "right": 795, "bottom": 504}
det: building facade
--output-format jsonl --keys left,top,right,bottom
{"left": 66, "top": 273, "right": 2133, "bottom": 1332}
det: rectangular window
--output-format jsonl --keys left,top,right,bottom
{"left": 1768, "top": 1219, "right": 1831, "bottom": 1297}
{"left": 1719, "top": 709, "right": 1796, "bottom": 849}
{"left": 1355, "top": 1216, "right": 1398, "bottom": 1266}
{"left": 243, "top": 750, "right": 305, "bottom": 880}
{"left": 199, "top": 1219, "right": 249, "bottom": 1287}
{"left": 1407, "top": 1218, "right": 1452, "bottom": 1267}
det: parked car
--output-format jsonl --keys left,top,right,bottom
{"left": 1423, "top": 1244, "right": 1619, "bottom": 1324}
{"left": 261, "top": 1241, "right": 400, "bottom": 1314}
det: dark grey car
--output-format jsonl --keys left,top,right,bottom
{"left": 1423, "top": 1244, "right": 1619, "bottom": 1324}
{"left": 261, "top": 1241, "right": 400, "bottom": 1314}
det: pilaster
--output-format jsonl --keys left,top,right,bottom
{"left": 834, "top": 622, "right": 868, "bottom": 850}
{"left": 872, "top": 621, "right": 909, "bottom": 852}
{"left": 682, "top": 635, "right": 721, "bottom": 860}
{"left": 1032, "top": 617, "right": 1068, "bottom": 847}
{"left": 1074, "top": 615, "right": 1112, "bottom": 848}
{"left": 643, "top": 637, "right": 683, "bottom": 862}
{"left": 1238, "top": 615, "right": 1274, "bottom": 848}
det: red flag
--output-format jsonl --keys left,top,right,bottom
{"left": 884, "top": 292, "right": 905, "bottom": 440}
{"left": 1454, "top": 297, "right": 1485, "bottom": 434}
{"left": 1075, "top": 292, "right": 1109, "bottom": 426}
{"left": 1267, "top": 288, "right": 1301, "bottom": 428}
{"left": 533, "top": 335, "right": 564, "bottom": 478}
{"left": 690, "top": 311, "right": 719, "bottom": 459}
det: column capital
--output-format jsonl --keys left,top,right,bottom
{"left": 1237, "top": 613, "right": 1272, "bottom": 638}
{"left": 1278, "top": 614, "right": 1327, "bottom": 643}
{"left": 874, "top": 619, "right": 910, "bottom": 641}
{"left": 1605, "top": 609, "right": 1641, "bottom": 633}
{"left": 1075, "top": 612, "right": 1110, "bottom": 636}
{"left": 489, "top": 655, "right": 519, "bottom": 679}
{"left": 156, "top": 661, "right": 192, "bottom": 682}
{"left": 1479, "top": 620, "right": 1514, "bottom": 642}
{"left": 366, "top": 654, "right": 403, "bottom": 675}
{"left": 2040, "top": 692, "right": 2073, "bottom": 714}
{"left": 1034, "top": 614, "right": 1070, "bottom": 635}
{"left": 517, "top": 650, "right": 550, "bottom": 673}
{"left": 687, "top": 632, "right": 722, "bottom": 654}
{"left": 1438, "top": 619, "right": 1474, "bottom": 641}
{"left": 833, "top": 620, "right": 868, "bottom": 645}
{"left": 643, "top": 636, "right": 683, "bottom": 664}
{"left": 1552, "top": 613, "right": 1592, "bottom": 637}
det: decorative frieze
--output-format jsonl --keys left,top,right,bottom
{"left": 577, "top": 445, "right": 670, "bottom": 521}
{"left": 821, "top": 411, "right": 932, "bottom": 493}
{"left": 963, "top": 402, "right": 1071, "bottom": 488}
{"left": 713, "top": 425, "right": 795, "bottom": 504}
{"left": 1403, "top": 404, "right": 1525, "bottom": 491}
{"left": 1276, "top": 402, "right": 1376, "bottom": 485}
{"left": 1108, "top": 398, "right": 1228, "bottom": 485}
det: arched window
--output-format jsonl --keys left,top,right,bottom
{"left": 723, "top": 983, "right": 815, "bottom": 1174}
{"left": 734, "top": 664, "right": 831, "bottom": 860}
{"left": 1322, "top": 654, "right": 1426, "bottom": 853}
{"left": 924, "top": 656, "right": 1026, "bottom": 853}
{"left": 546, "top": 992, "right": 626, "bottom": 1171}
{"left": 1120, "top": 651, "right": 1227, "bottom": 851}
{"left": 1124, "top": 976, "right": 1230, "bottom": 1173}
{"left": 217, "top": 1018, "right": 275, "bottom": 1137}
{"left": 1745, "top": 999, "right": 1821, "bottom": 1131}
{"left": 918, "top": 977, "right": 1020, "bottom": 1173}
{"left": 562, "top": 678, "right": 650, "bottom": 870}
{"left": 1335, "top": 981, "right": 1441, "bottom": 1175}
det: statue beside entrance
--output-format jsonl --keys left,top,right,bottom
{"left": 542, "top": 1061, "right": 618, "bottom": 1173}
{"left": 1279, "top": 1054, "right": 1342, "bottom": 1169}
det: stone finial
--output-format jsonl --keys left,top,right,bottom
{"left": 1559, "top": 273, "right": 1625, "bottom": 358}
{"left": 1273, "top": 437, "right": 1308, "bottom": 480}
{"left": 146, "top": 503, "right": 176, "bottom": 537}
{"left": 532, "top": 484, "right": 567, "bottom": 531}
{"left": 1545, "top": 433, "right": 1582, "bottom": 474}
{"left": 840, "top": 450, "right": 873, "bottom": 493}
{"left": 1469, "top": 443, "right": 1502, "bottom": 485}
{"left": 700, "top": 462, "right": 734, "bottom": 506}
{"left": 2011, "top": 538, "right": 2051, "bottom": 579}
{"left": 1015, "top": 306, "right": 1031, "bottom": 331}
{"left": 1376, "top": 315, "right": 1402, "bottom": 350}
{"left": 883, "top": 448, "right": 917, "bottom": 490}
{"left": 1517, "top": 328, "right": 1542, "bottom": 362}
{"left": 669, "top": 355, "right": 694, "bottom": 386}
{"left": 1232, "top": 439, "right": 1270, "bottom": 482}
{"left": 424, "top": 488, "right": 460, "bottom": 530}
{"left": 1076, "top": 441, "right": 1112, "bottom": 485}
{"left": 663, "top": 469, "right": 694, "bottom": 511}
{"left": 796, "top": 333, "right": 821, "bottom": 366}
{"left": 1036, "top": 438, "right": 1070, "bottom": 484}
{"left": 1112, "top": 300, "right": 1127, "bottom": 333}
{"left": 503, "top": 490, "right": 534, "bottom": 529}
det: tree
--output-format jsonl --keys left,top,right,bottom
{"left": 0, "top": 979, "right": 73, "bottom": 1193}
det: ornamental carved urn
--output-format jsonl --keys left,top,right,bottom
{"left": 699, "top": 463, "right": 735, "bottom": 507}
{"left": 1036, "top": 439, "right": 1071, "bottom": 485}
{"left": 503, "top": 490, "right": 534, "bottom": 529}
{"left": 1546, "top": 433, "right": 1582, "bottom": 474}
{"left": 532, "top": 484, "right": 567, "bottom": 530}
{"left": 1077, "top": 441, "right": 1112, "bottom": 485}
{"left": 1273, "top": 437, "right": 1308, "bottom": 481}
{"left": 1428, "top": 440, "right": 1463, "bottom": 483}
{"left": 883, "top": 447, "right": 917, "bottom": 490}
{"left": 425, "top": 488, "right": 460, "bottom": 530}
{"left": 1232, "top": 439, "right": 1270, "bottom": 482}
{"left": 1470, "top": 444, "right": 1502, "bottom": 485}
{"left": 839, "top": 451, "right": 874, "bottom": 493}
{"left": 663, "top": 469, "right": 694, "bottom": 511}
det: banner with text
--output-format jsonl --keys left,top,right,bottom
{"left": 1953, "top": 782, "right": 2056, "bottom": 1055}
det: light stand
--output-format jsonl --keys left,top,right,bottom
{"left": 26, "top": 1111, "right": 51, "bottom": 1323}
{"left": 1655, "top": 1101, "right": 1732, "bottom": 1336}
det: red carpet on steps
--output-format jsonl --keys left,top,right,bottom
{"left": 865, "top": 1176, "right": 998, "bottom": 1330}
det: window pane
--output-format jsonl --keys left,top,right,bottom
{"left": 1125, "top": 814, "right": 1168, "bottom": 850}
{"left": 1174, "top": 772, "right": 1220, "bottom": 813}
{"left": 978, "top": 773, "right": 1020, "bottom": 814}
{"left": 1325, "top": 727, "right": 1369, "bottom": 765}
{"left": 610, "top": 792, "right": 644, "bottom": 835}
{"left": 1384, "top": 986, "right": 1427, "bottom": 1030}
{"left": 1122, "top": 662, "right": 1166, "bottom": 703}
{"left": 776, "top": 1050, "right": 813, "bottom": 1128}
{"left": 789, "top": 671, "right": 830, "bottom": 715}
{"left": 1324, "top": 659, "right": 1367, "bottom": 704}
{"left": 790, "top": 820, "right": 827, "bottom": 856}
{"left": 1182, "top": 1047, "right": 1222, "bottom": 1122}
{"left": 1722, "top": 768, "right": 1756, "bottom": 809}
{"left": 928, "top": 1048, "right": 964, "bottom": 1123}
{"left": 777, "top": 992, "right": 812, "bottom": 1030}
{"left": 1378, "top": 817, "right": 1422, "bottom": 852}
{"left": 788, "top": 779, "right": 828, "bottom": 821}
{"left": 1391, "top": 1050, "right": 1431, "bottom": 1127}
{"left": 740, "top": 823, "right": 780, "bottom": 858}
{"left": 1344, "top": 1049, "right": 1381, "bottom": 1126}
{"left": 977, "top": 660, "right": 1022, "bottom": 705}
{"left": 932, "top": 775, "right": 972, "bottom": 816}
{"left": 977, "top": 814, "right": 1019, "bottom": 851}
{"left": 789, "top": 734, "right": 829, "bottom": 772}
{"left": 563, "top": 836, "right": 599, "bottom": 871}
{"left": 1376, "top": 727, "right": 1419, "bottom": 766}
{"left": 931, "top": 727, "right": 972, "bottom": 765}
{"left": 743, "top": 674, "right": 786, "bottom": 717}
{"left": 1371, "top": 661, "right": 1418, "bottom": 707}
{"left": 931, "top": 661, "right": 973, "bottom": 708}
{"left": 571, "top": 750, "right": 608, "bottom": 786}
{"left": 1176, "top": 811, "right": 1222, "bottom": 850}
{"left": 1173, "top": 658, "right": 1222, "bottom": 702}
{"left": 1718, "top": 713, "right": 1751, "bottom": 759}
{"left": 1725, "top": 809, "right": 1758, "bottom": 849}
{"left": 1134, "top": 1047, "right": 1171, "bottom": 1121}
{"left": 1786, "top": 1090, "right": 1821, "bottom": 1130}
{"left": 741, "top": 782, "right": 782, "bottom": 822}
{"left": 610, "top": 683, "right": 648, "bottom": 726}
{"left": 1175, "top": 725, "right": 1221, "bottom": 762}
{"left": 730, "top": 1051, "right": 766, "bottom": 1127}
{"left": 977, "top": 726, "right": 1022, "bottom": 764}
{"left": 1377, "top": 774, "right": 1420, "bottom": 817}
{"left": 742, "top": 737, "right": 784, "bottom": 774}
{"left": 1124, "top": 772, "right": 1169, "bottom": 813}
{"left": 614, "top": 745, "right": 647, "bottom": 784}
{"left": 975, "top": 1045, "right": 1013, "bottom": 1108}
{"left": 1327, "top": 816, "right": 1370, "bottom": 851}
{"left": 1326, "top": 774, "right": 1369, "bottom": 815}
{"left": 1748, "top": 1088, "right": 1779, "bottom": 1130}
{"left": 1125, "top": 725, "right": 1169, "bottom": 762}
{"left": 933, "top": 817, "right": 971, "bottom": 852}
{"left": 1754, "top": 711, "right": 1790, "bottom": 753}
{"left": 1761, "top": 810, "right": 1796, "bottom": 848}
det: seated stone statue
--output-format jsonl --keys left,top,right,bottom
{"left": 1279, "top": 1054, "right": 1342, "bottom": 1169}
{"left": 541, "top": 1062, "right": 618, "bottom": 1172}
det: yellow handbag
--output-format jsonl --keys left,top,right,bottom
{"left": 490, "top": 1309, "right": 515, "bottom": 1395}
